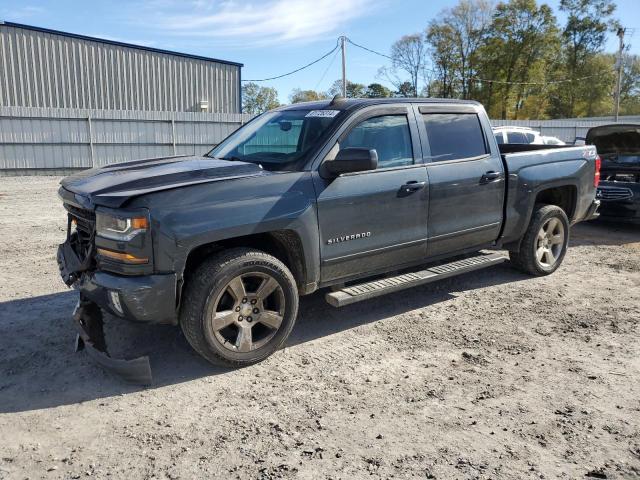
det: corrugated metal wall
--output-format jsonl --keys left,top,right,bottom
{"left": 1, "top": 107, "right": 632, "bottom": 174}
{"left": 0, "top": 23, "right": 241, "bottom": 113}
{"left": 0, "top": 106, "right": 253, "bottom": 173}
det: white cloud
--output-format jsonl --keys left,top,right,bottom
{"left": 148, "top": 0, "right": 376, "bottom": 46}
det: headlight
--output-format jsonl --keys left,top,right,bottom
{"left": 96, "top": 212, "right": 148, "bottom": 241}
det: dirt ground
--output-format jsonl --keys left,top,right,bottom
{"left": 0, "top": 176, "right": 639, "bottom": 480}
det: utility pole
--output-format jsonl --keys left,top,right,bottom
{"left": 614, "top": 27, "right": 625, "bottom": 122}
{"left": 340, "top": 35, "right": 347, "bottom": 98}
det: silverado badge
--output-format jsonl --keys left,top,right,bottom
{"left": 327, "top": 232, "right": 371, "bottom": 245}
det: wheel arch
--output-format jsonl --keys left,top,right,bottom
{"left": 504, "top": 184, "right": 577, "bottom": 252}
{"left": 179, "top": 230, "right": 310, "bottom": 308}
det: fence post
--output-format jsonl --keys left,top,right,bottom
{"left": 87, "top": 115, "right": 95, "bottom": 167}
{"left": 171, "top": 118, "right": 177, "bottom": 155}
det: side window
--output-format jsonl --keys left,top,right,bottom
{"left": 494, "top": 132, "right": 505, "bottom": 145}
{"left": 524, "top": 132, "right": 535, "bottom": 143}
{"left": 507, "top": 131, "right": 528, "bottom": 144}
{"left": 341, "top": 115, "right": 413, "bottom": 169}
{"left": 422, "top": 113, "right": 487, "bottom": 161}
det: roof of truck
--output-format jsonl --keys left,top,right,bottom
{"left": 278, "top": 97, "right": 482, "bottom": 112}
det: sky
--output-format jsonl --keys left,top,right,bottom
{"left": 1, "top": 0, "right": 640, "bottom": 103}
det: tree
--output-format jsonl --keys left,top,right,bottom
{"left": 395, "top": 81, "right": 416, "bottom": 98}
{"left": 242, "top": 82, "right": 280, "bottom": 114}
{"left": 426, "top": 0, "right": 494, "bottom": 99}
{"left": 365, "top": 83, "right": 392, "bottom": 98}
{"left": 426, "top": 23, "right": 459, "bottom": 98}
{"left": 549, "top": 0, "right": 618, "bottom": 117}
{"left": 476, "top": 0, "right": 560, "bottom": 119}
{"left": 619, "top": 53, "right": 640, "bottom": 115}
{"left": 388, "top": 34, "right": 428, "bottom": 97}
{"left": 327, "top": 80, "right": 367, "bottom": 98}
{"left": 289, "top": 89, "right": 329, "bottom": 103}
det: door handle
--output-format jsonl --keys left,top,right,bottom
{"left": 480, "top": 171, "right": 502, "bottom": 183}
{"left": 401, "top": 181, "right": 427, "bottom": 193}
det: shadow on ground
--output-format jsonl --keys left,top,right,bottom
{"left": 571, "top": 220, "right": 639, "bottom": 247}
{"left": 0, "top": 263, "right": 528, "bottom": 413}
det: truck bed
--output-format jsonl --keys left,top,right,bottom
{"left": 497, "top": 143, "right": 598, "bottom": 247}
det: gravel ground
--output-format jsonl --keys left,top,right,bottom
{"left": 0, "top": 176, "right": 639, "bottom": 480}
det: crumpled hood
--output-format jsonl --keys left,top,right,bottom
{"left": 60, "top": 155, "right": 267, "bottom": 208}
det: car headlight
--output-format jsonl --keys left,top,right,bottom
{"left": 96, "top": 212, "right": 148, "bottom": 241}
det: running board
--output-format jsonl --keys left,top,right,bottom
{"left": 325, "top": 252, "right": 508, "bottom": 308}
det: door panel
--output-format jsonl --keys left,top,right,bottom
{"left": 314, "top": 106, "right": 428, "bottom": 284}
{"left": 315, "top": 166, "right": 428, "bottom": 282}
{"left": 426, "top": 157, "right": 504, "bottom": 256}
{"left": 416, "top": 107, "right": 505, "bottom": 258}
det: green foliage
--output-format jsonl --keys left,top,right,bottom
{"left": 549, "top": 0, "right": 618, "bottom": 117}
{"left": 328, "top": 80, "right": 367, "bottom": 98}
{"left": 242, "top": 82, "right": 280, "bottom": 114}
{"left": 289, "top": 89, "right": 330, "bottom": 103}
{"left": 421, "top": 0, "right": 627, "bottom": 119}
{"left": 395, "top": 82, "right": 416, "bottom": 97}
{"left": 619, "top": 54, "right": 640, "bottom": 115}
{"left": 365, "top": 83, "right": 393, "bottom": 98}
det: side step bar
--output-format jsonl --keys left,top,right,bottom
{"left": 325, "top": 252, "right": 508, "bottom": 307}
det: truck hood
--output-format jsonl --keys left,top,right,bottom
{"left": 60, "top": 155, "right": 268, "bottom": 208}
{"left": 586, "top": 124, "right": 640, "bottom": 174}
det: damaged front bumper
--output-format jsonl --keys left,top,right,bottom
{"left": 73, "top": 298, "right": 153, "bottom": 385}
{"left": 58, "top": 237, "right": 177, "bottom": 384}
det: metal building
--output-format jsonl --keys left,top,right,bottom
{"left": 0, "top": 21, "right": 243, "bottom": 113}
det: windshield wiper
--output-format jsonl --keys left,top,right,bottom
{"left": 217, "top": 156, "right": 244, "bottom": 162}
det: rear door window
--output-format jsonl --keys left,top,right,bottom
{"left": 422, "top": 113, "right": 487, "bottom": 161}
{"left": 506, "top": 131, "right": 528, "bottom": 143}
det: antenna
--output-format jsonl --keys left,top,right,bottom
{"left": 329, "top": 94, "right": 344, "bottom": 106}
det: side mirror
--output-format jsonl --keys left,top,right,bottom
{"left": 325, "top": 148, "right": 378, "bottom": 176}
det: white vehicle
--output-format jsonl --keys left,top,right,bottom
{"left": 493, "top": 126, "right": 564, "bottom": 146}
{"left": 541, "top": 136, "right": 566, "bottom": 146}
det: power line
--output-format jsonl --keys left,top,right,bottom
{"left": 346, "top": 37, "right": 393, "bottom": 61}
{"left": 474, "top": 71, "right": 613, "bottom": 86}
{"left": 242, "top": 35, "right": 618, "bottom": 88}
{"left": 314, "top": 46, "right": 340, "bottom": 92}
{"left": 242, "top": 40, "right": 340, "bottom": 82}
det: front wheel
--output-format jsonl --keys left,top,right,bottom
{"left": 509, "top": 204, "right": 570, "bottom": 276}
{"left": 180, "top": 248, "right": 299, "bottom": 367}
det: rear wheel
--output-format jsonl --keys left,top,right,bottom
{"left": 180, "top": 248, "right": 298, "bottom": 367}
{"left": 509, "top": 204, "right": 569, "bottom": 276}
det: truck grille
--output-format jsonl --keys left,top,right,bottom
{"left": 64, "top": 204, "right": 95, "bottom": 237}
{"left": 597, "top": 186, "right": 634, "bottom": 201}
{"left": 63, "top": 203, "right": 96, "bottom": 272}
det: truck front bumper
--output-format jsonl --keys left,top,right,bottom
{"left": 78, "top": 271, "right": 178, "bottom": 325}
{"left": 57, "top": 239, "right": 179, "bottom": 384}
{"left": 73, "top": 298, "right": 153, "bottom": 385}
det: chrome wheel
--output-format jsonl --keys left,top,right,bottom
{"left": 206, "top": 272, "right": 285, "bottom": 353}
{"left": 536, "top": 217, "right": 565, "bottom": 268}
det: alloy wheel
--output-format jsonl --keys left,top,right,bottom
{"left": 535, "top": 217, "right": 565, "bottom": 268}
{"left": 207, "top": 272, "right": 285, "bottom": 353}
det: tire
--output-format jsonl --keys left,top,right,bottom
{"left": 509, "top": 204, "right": 570, "bottom": 276}
{"left": 180, "top": 248, "right": 299, "bottom": 367}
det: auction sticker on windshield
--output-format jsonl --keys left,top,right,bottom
{"left": 305, "top": 110, "right": 340, "bottom": 118}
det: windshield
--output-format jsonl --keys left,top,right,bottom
{"left": 207, "top": 109, "right": 342, "bottom": 171}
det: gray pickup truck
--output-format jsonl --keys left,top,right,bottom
{"left": 57, "top": 98, "right": 600, "bottom": 383}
